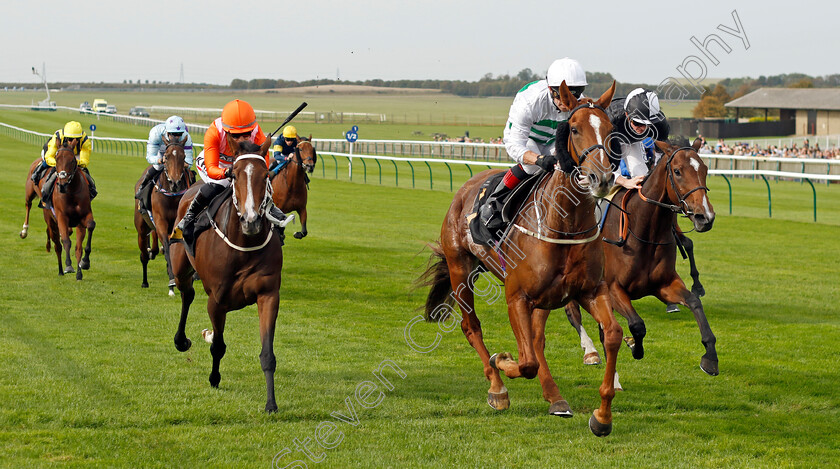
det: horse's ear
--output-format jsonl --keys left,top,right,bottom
{"left": 259, "top": 136, "right": 272, "bottom": 156}
{"left": 692, "top": 137, "right": 703, "bottom": 151}
{"left": 595, "top": 81, "right": 616, "bottom": 109}
{"left": 162, "top": 132, "right": 171, "bottom": 146}
{"left": 557, "top": 80, "right": 579, "bottom": 110}
{"left": 308, "top": 134, "right": 312, "bottom": 141}
{"left": 226, "top": 133, "right": 240, "bottom": 155}
{"left": 654, "top": 140, "right": 674, "bottom": 155}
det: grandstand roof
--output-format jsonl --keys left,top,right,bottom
{"left": 725, "top": 88, "right": 840, "bottom": 110}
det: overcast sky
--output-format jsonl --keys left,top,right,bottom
{"left": 2, "top": 0, "right": 836, "bottom": 87}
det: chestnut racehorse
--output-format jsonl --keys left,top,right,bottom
{"left": 420, "top": 81, "right": 625, "bottom": 436}
{"left": 134, "top": 134, "right": 192, "bottom": 295}
{"left": 169, "top": 137, "right": 284, "bottom": 412}
{"left": 27, "top": 146, "right": 96, "bottom": 279}
{"left": 565, "top": 138, "right": 719, "bottom": 375}
{"left": 271, "top": 137, "right": 315, "bottom": 239}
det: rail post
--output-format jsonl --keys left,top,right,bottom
{"left": 720, "top": 174, "right": 732, "bottom": 215}
{"left": 760, "top": 174, "right": 772, "bottom": 218}
{"left": 443, "top": 162, "right": 452, "bottom": 191}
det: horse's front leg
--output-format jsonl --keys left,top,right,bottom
{"left": 657, "top": 277, "right": 718, "bottom": 376}
{"left": 206, "top": 297, "right": 228, "bottom": 389}
{"left": 158, "top": 223, "right": 176, "bottom": 296}
{"left": 680, "top": 233, "right": 705, "bottom": 297}
{"left": 80, "top": 216, "right": 94, "bottom": 271}
{"left": 57, "top": 217, "right": 74, "bottom": 275}
{"left": 564, "top": 300, "right": 602, "bottom": 365}
{"left": 21, "top": 180, "right": 37, "bottom": 239}
{"left": 491, "top": 294, "right": 538, "bottom": 380}
{"left": 74, "top": 225, "right": 85, "bottom": 280}
{"left": 610, "top": 285, "right": 646, "bottom": 360}
{"left": 531, "top": 308, "right": 572, "bottom": 417}
{"left": 580, "top": 283, "right": 622, "bottom": 437}
{"left": 293, "top": 207, "right": 308, "bottom": 239}
{"left": 257, "top": 291, "right": 280, "bottom": 412}
{"left": 171, "top": 241, "right": 195, "bottom": 352}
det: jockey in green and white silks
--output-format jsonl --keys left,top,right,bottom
{"left": 480, "top": 57, "right": 588, "bottom": 232}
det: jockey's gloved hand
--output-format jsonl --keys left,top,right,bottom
{"left": 535, "top": 155, "right": 557, "bottom": 172}
{"left": 224, "top": 167, "right": 233, "bottom": 179}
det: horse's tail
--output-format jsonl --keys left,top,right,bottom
{"left": 416, "top": 242, "right": 454, "bottom": 322}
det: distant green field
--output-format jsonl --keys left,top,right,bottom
{"left": 1, "top": 128, "right": 838, "bottom": 467}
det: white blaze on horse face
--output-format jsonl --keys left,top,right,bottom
{"left": 689, "top": 156, "right": 701, "bottom": 171}
{"left": 588, "top": 114, "right": 609, "bottom": 165}
{"left": 243, "top": 164, "right": 258, "bottom": 222}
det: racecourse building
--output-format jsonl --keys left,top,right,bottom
{"left": 725, "top": 88, "right": 840, "bottom": 136}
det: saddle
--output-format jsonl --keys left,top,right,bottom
{"left": 467, "top": 171, "right": 545, "bottom": 247}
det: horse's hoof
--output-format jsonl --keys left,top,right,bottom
{"left": 589, "top": 413, "right": 613, "bottom": 437}
{"left": 209, "top": 371, "right": 221, "bottom": 388}
{"left": 141, "top": 282, "right": 149, "bottom": 288}
{"left": 76, "top": 271, "right": 83, "bottom": 281}
{"left": 583, "top": 352, "right": 602, "bottom": 366}
{"left": 549, "top": 400, "right": 573, "bottom": 418}
{"left": 265, "top": 402, "right": 278, "bottom": 413}
{"left": 293, "top": 232, "right": 304, "bottom": 239}
{"left": 168, "top": 289, "right": 175, "bottom": 297}
{"left": 665, "top": 303, "right": 681, "bottom": 313}
{"left": 487, "top": 390, "right": 510, "bottom": 410}
{"left": 700, "top": 357, "right": 719, "bottom": 376}
{"left": 692, "top": 285, "right": 706, "bottom": 297}
{"left": 80, "top": 260, "right": 90, "bottom": 270}
{"left": 489, "top": 352, "right": 511, "bottom": 370}
{"left": 174, "top": 337, "right": 192, "bottom": 352}
{"left": 20, "top": 231, "right": 27, "bottom": 239}
{"left": 64, "top": 265, "right": 75, "bottom": 274}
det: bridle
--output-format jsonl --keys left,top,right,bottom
{"left": 230, "top": 155, "right": 272, "bottom": 219}
{"left": 638, "top": 146, "right": 710, "bottom": 216}
{"left": 566, "top": 101, "right": 609, "bottom": 166}
{"left": 157, "top": 142, "right": 190, "bottom": 194}
{"left": 56, "top": 148, "right": 77, "bottom": 187}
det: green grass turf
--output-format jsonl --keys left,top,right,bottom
{"left": 1, "top": 130, "right": 839, "bottom": 467}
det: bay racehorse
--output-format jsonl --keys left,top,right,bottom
{"left": 419, "top": 81, "right": 625, "bottom": 436}
{"left": 271, "top": 137, "right": 315, "bottom": 239}
{"left": 564, "top": 138, "right": 718, "bottom": 375}
{"left": 169, "top": 137, "right": 284, "bottom": 412}
{"left": 32, "top": 146, "right": 96, "bottom": 279}
{"left": 134, "top": 134, "right": 192, "bottom": 295}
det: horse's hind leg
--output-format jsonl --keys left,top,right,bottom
{"left": 657, "top": 278, "right": 718, "bottom": 376}
{"left": 257, "top": 292, "right": 280, "bottom": 412}
{"left": 293, "top": 207, "right": 308, "bottom": 239}
{"left": 149, "top": 230, "right": 159, "bottom": 260}
{"left": 138, "top": 230, "right": 150, "bottom": 288}
{"left": 580, "top": 285, "right": 622, "bottom": 437}
{"left": 21, "top": 182, "right": 36, "bottom": 239}
{"left": 564, "top": 301, "right": 602, "bottom": 365}
{"left": 206, "top": 298, "right": 228, "bottom": 389}
{"left": 448, "top": 257, "right": 508, "bottom": 410}
{"left": 531, "top": 308, "right": 572, "bottom": 417}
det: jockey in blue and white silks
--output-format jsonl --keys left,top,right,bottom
{"left": 135, "top": 116, "right": 194, "bottom": 211}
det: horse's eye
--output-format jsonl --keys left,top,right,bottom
{"left": 570, "top": 127, "right": 578, "bottom": 135}
{"left": 674, "top": 168, "right": 681, "bottom": 176}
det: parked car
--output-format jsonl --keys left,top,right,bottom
{"left": 129, "top": 106, "right": 150, "bottom": 117}
{"left": 80, "top": 101, "right": 92, "bottom": 113}
{"left": 105, "top": 104, "right": 118, "bottom": 114}
{"left": 92, "top": 99, "right": 108, "bottom": 113}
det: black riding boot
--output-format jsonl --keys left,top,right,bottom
{"left": 175, "top": 192, "right": 210, "bottom": 245}
{"left": 40, "top": 169, "right": 57, "bottom": 208}
{"left": 135, "top": 166, "right": 163, "bottom": 199}
{"left": 81, "top": 167, "right": 97, "bottom": 200}
{"left": 479, "top": 180, "right": 513, "bottom": 232}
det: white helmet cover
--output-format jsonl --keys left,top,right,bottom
{"left": 165, "top": 115, "right": 187, "bottom": 134}
{"left": 546, "top": 58, "right": 588, "bottom": 87}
